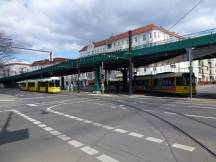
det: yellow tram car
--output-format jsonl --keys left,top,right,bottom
{"left": 109, "top": 72, "right": 196, "bottom": 95}
{"left": 18, "top": 77, "right": 61, "bottom": 93}
{"left": 134, "top": 72, "right": 196, "bottom": 95}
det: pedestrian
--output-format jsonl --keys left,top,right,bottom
{"left": 66, "top": 83, "right": 69, "bottom": 92}
{"left": 70, "top": 83, "right": 74, "bottom": 92}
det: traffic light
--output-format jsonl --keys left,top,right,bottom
{"left": 101, "top": 73, "right": 104, "bottom": 79}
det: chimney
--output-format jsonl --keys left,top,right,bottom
{"left": 49, "top": 52, "right": 53, "bottom": 61}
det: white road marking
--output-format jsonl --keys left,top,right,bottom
{"left": 163, "top": 104, "right": 175, "bottom": 107}
{"left": 187, "top": 106, "right": 216, "bottom": 110}
{"left": 38, "top": 124, "right": 47, "bottom": 128}
{"left": 80, "top": 146, "right": 99, "bottom": 155}
{"left": 145, "top": 137, "right": 164, "bottom": 143}
{"left": 27, "top": 104, "right": 38, "bottom": 107}
{"left": 94, "top": 103, "right": 106, "bottom": 106}
{"left": 172, "top": 143, "right": 195, "bottom": 152}
{"left": 93, "top": 122, "right": 103, "bottom": 126}
{"left": 164, "top": 112, "right": 177, "bottom": 115}
{"left": 184, "top": 114, "right": 216, "bottom": 120}
{"left": 0, "top": 99, "right": 14, "bottom": 102}
{"left": 75, "top": 118, "right": 84, "bottom": 121}
{"left": 50, "top": 130, "right": 61, "bottom": 136}
{"left": 83, "top": 120, "right": 92, "bottom": 124}
{"left": 13, "top": 109, "right": 118, "bottom": 161}
{"left": 128, "top": 132, "right": 144, "bottom": 138}
{"left": 68, "top": 115, "right": 77, "bottom": 119}
{"left": 111, "top": 106, "right": 117, "bottom": 109}
{"left": 28, "top": 118, "right": 36, "bottom": 122}
{"left": 57, "top": 135, "right": 71, "bottom": 141}
{"left": 114, "top": 129, "right": 128, "bottom": 134}
{"left": 68, "top": 140, "right": 84, "bottom": 147}
{"left": 33, "top": 121, "right": 41, "bottom": 125}
{"left": 44, "top": 127, "right": 54, "bottom": 131}
{"left": 97, "top": 154, "right": 120, "bottom": 162}
{"left": 102, "top": 125, "right": 114, "bottom": 130}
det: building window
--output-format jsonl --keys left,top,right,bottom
{"left": 134, "top": 36, "right": 138, "bottom": 42}
{"left": 143, "top": 34, "right": 146, "bottom": 41}
{"left": 149, "top": 33, "right": 152, "bottom": 39}
{"left": 154, "top": 32, "right": 157, "bottom": 38}
{"left": 107, "top": 44, "right": 112, "bottom": 49}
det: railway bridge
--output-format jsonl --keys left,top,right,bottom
{"left": 0, "top": 28, "right": 216, "bottom": 92}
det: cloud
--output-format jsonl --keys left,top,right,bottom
{"left": 0, "top": 0, "right": 215, "bottom": 59}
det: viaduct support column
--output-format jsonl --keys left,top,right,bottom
{"left": 93, "top": 66, "right": 101, "bottom": 94}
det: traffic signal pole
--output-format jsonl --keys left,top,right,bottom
{"left": 186, "top": 48, "right": 194, "bottom": 99}
{"left": 128, "top": 30, "right": 133, "bottom": 95}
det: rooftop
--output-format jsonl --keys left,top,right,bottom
{"left": 79, "top": 23, "right": 182, "bottom": 52}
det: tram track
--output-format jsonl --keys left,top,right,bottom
{"left": 97, "top": 97, "right": 216, "bottom": 160}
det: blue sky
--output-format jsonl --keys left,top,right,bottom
{"left": 15, "top": 50, "right": 80, "bottom": 63}
{"left": 1, "top": 0, "right": 216, "bottom": 63}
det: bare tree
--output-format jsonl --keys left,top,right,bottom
{"left": 0, "top": 32, "right": 15, "bottom": 77}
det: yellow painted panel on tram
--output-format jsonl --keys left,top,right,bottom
{"left": 175, "top": 86, "right": 196, "bottom": 94}
{"left": 48, "top": 87, "right": 61, "bottom": 93}
{"left": 29, "top": 87, "right": 37, "bottom": 91}
{"left": 39, "top": 87, "right": 46, "bottom": 93}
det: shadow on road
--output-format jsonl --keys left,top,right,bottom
{"left": 0, "top": 112, "right": 29, "bottom": 145}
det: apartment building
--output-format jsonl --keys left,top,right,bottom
{"left": 79, "top": 23, "right": 216, "bottom": 83}
{"left": 2, "top": 63, "right": 31, "bottom": 77}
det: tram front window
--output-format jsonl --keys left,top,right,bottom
{"left": 55, "top": 80, "right": 60, "bottom": 87}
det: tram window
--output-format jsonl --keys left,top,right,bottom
{"left": 55, "top": 80, "right": 60, "bottom": 87}
{"left": 49, "top": 81, "right": 55, "bottom": 87}
{"left": 28, "top": 82, "right": 35, "bottom": 87}
{"left": 38, "top": 82, "right": 47, "bottom": 87}
{"left": 176, "top": 77, "right": 183, "bottom": 86}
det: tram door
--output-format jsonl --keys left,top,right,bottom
{"left": 45, "top": 82, "right": 49, "bottom": 93}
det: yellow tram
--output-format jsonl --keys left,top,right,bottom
{"left": 134, "top": 72, "right": 196, "bottom": 95}
{"left": 18, "top": 77, "right": 61, "bottom": 93}
{"left": 109, "top": 72, "right": 196, "bottom": 95}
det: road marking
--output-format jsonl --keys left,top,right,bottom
{"left": 50, "top": 130, "right": 61, "bottom": 136}
{"left": 28, "top": 118, "right": 37, "bottom": 122}
{"left": 27, "top": 104, "right": 38, "bottom": 107}
{"left": 187, "top": 106, "right": 216, "bottom": 110}
{"left": 38, "top": 124, "right": 47, "bottom": 128}
{"left": 184, "top": 114, "right": 216, "bottom": 120}
{"left": 164, "top": 112, "right": 177, "bottom": 115}
{"left": 93, "top": 122, "right": 103, "bottom": 126}
{"left": 163, "top": 104, "right": 175, "bottom": 107}
{"left": 0, "top": 99, "right": 15, "bottom": 102}
{"left": 44, "top": 127, "right": 54, "bottom": 131}
{"left": 80, "top": 146, "right": 99, "bottom": 155}
{"left": 57, "top": 135, "right": 71, "bottom": 141}
{"left": 111, "top": 106, "right": 117, "bottom": 109}
{"left": 13, "top": 109, "right": 118, "bottom": 161}
{"left": 68, "top": 140, "right": 84, "bottom": 147}
{"left": 102, "top": 125, "right": 114, "bottom": 130}
{"left": 33, "top": 121, "right": 41, "bottom": 125}
{"left": 68, "top": 115, "right": 77, "bottom": 119}
{"left": 75, "top": 117, "right": 84, "bottom": 121}
{"left": 94, "top": 103, "right": 106, "bottom": 106}
{"left": 114, "top": 129, "right": 128, "bottom": 134}
{"left": 145, "top": 137, "right": 164, "bottom": 143}
{"left": 83, "top": 120, "right": 92, "bottom": 123}
{"left": 97, "top": 154, "right": 120, "bottom": 162}
{"left": 172, "top": 143, "right": 195, "bottom": 152}
{"left": 128, "top": 132, "right": 144, "bottom": 138}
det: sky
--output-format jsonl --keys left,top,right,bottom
{"left": 0, "top": 0, "right": 216, "bottom": 63}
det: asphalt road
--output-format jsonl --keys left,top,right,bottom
{"left": 1, "top": 88, "right": 216, "bottom": 162}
